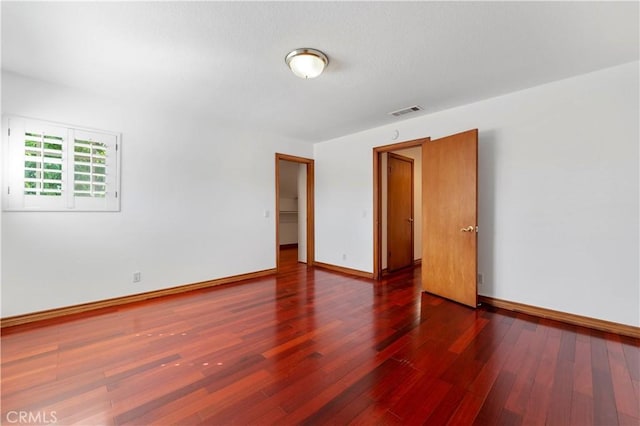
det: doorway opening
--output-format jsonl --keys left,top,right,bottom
{"left": 386, "top": 152, "right": 415, "bottom": 272}
{"left": 275, "top": 153, "right": 315, "bottom": 272}
{"left": 373, "top": 138, "right": 427, "bottom": 278}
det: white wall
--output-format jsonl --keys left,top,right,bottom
{"left": 381, "top": 146, "right": 423, "bottom": 270}
{"left": 1, "top": 71, "right": 312, "bottom": 317}
{"left": 315, "top": 62, "right": 639, "bottom": 327}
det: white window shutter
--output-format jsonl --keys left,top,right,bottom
{"left": 3, "top": 116, "right": 121, "bottom": 212}
{"left": 72, "top": 129, "right": 119, "bottom": 211}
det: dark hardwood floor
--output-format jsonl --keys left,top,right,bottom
{"left": 2, "top": 247, "right": 638, "bottom": 425}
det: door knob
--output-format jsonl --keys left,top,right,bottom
{"left": 460, "top": 225, "right": 475, "bottom": 232}
{"left": 407, "top": 218, "right": 414, "bottom": 222}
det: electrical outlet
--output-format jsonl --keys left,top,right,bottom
{"left": 133, "top": 272, "right": 141, "bottom": 283}
{"left": 477, "top": 273, "right": 483, "bottom": 285}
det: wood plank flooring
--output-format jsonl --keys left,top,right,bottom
{"left": 2, "top": 247, "right": 639, "bottom": 425}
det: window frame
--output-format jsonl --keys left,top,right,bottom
{"left": 2, "top": 116, "right": 121, "bottom": 212}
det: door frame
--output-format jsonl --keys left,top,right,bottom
{"left": 373, "top": 137, "right": 429, "bottom": 279}
{"left": 387, "top": 152, "right": 414, "bottom": 272}
{"left": 275, "top": 153, "right": 315, "bottom": 271}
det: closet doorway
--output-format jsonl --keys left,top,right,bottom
{"left": 387, "top": 152, "right": 415, "bottom": 271}
{"left": 374, "top": 139, "right": 426, "bottom": 277}
{"left": 275, "top": 153, "right": 315, "bottom": 272}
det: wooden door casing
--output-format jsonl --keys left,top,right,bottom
{"left": 422, "top": 129, "right": 478, "bottom": 307}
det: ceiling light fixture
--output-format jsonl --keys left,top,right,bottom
{"left": 285, "top": 48, "right": 329, "bottom": 79}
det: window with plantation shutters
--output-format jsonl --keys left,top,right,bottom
{"left": 3, "top": 116, "right": 121, "bottom": 211}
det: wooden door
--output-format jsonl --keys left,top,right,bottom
{"left": 422, "top": 129, "right": 478, "bottom": 307}
{"left": 387, "top": 153, "right": 414, "bottom": 271}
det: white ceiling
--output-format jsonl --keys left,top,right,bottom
{"left": 2, "top": 1, "right": 638, "bottom": 143}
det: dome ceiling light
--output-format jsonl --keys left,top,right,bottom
{"left": 285, "top": 48, "right": 329, "bottom": 79}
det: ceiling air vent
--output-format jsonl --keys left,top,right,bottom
{"left": 388, "top": 105, "right": 423, "bottom": 117}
